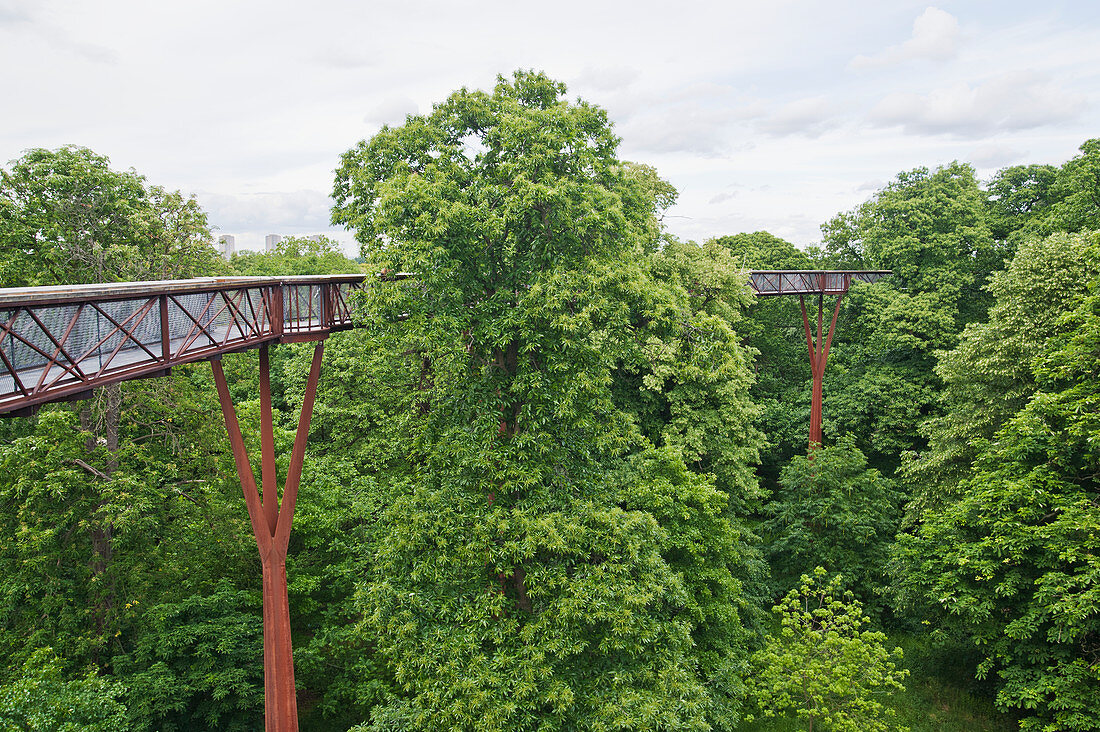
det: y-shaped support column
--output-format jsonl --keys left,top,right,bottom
{"left": 211, "top": 341, "right": 324, "bottom": 732}
{"left": 799, "top": 293, "right": 843, "bottom": 450}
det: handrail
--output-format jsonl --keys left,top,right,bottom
{"left": 747, "top": 270, "right": 891, "bottom": 297}
{"left": 0, "top": 274, "right": 368, "bottom": 307}
{"left": 0, "top": 269, "right": 885, "bottom": 416}
{"left": 0, "top": 275, "right": 373, "bottom": 416}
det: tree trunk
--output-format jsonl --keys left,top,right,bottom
{"left": 80, "top": 383, "right": 123, "bottom": 659}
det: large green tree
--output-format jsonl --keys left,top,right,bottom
{"left": 0, "top": 145, "right": 223, "bottom": 286}
{"left": 331, "top": 71, "right": 759, "bottom": 730}
{"left": 896, "top": 274, "right": 1100, "bottom": 730}
{"left": 984, "top": 164, "right": 1061, "bottom": 242}
{"left": 748, "top": 567, "right": 908, "bottom": 732}
{"left": 907, "top": 230, "right": 1100, "bottom": 502}
{"left": 1043, "top": 139, "right": 1100, "bottom": 235}
{"left": 762, "top": 437, "right": 901, "bottom": 607}
{"left": 818, "top": 162, "right": 996, "bottom": 469}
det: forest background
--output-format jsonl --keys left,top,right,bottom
{"left": 0, "top": 71, "right": 1097, "bottom": 731}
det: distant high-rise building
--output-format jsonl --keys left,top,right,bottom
{"left": 216, "top": 235, "right": 236, "bottom": 260}
{"left": 265, "top": 234, "right": 282, "bottom": 253}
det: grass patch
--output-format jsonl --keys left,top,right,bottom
{"left": 889, "top": 674, "right": 1016, "bottom": 732}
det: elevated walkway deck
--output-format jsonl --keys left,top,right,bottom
{"left": 0, "top": 269, "right": 888, "bottom": 416}
{"left": 0, "top": 275, "right": 366, "bottom": 416}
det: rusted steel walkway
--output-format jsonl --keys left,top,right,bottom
{"left": 0, "top": 275, "right": 366, "bottom": 417}
{"left": 748, "top": 270, "right": 891, "bottom": 447}
{"left": 0, "top": 268, "right": 886, "bottom": 731}
{"left": 0, "top": 270, "right": 888, "bottom": 417}
{"left": 747, "top": 269, "right": 890, "bottom": 296}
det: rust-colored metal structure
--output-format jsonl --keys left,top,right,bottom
{"left": 0, "top": 274, "right": 367, "bottom": 732}
{"left": 0, "top": 268, "right": 883, "bottom": 729}
{"left": 212, "top": 342, "right": 323, "bottom": 732}
{"left": 748, "top": 271, "right": 890, "bottom": 448}
{"left": 0, "top": 275, "right": 364, "bottom": 415}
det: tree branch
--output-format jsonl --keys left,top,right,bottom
{"left": 71, "top": 458, "right": 110, "bottom": 481}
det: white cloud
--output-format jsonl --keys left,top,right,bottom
{"left": 620, "top": 107, "right": 733, "bottom": 157}
{"left": 0, "top": 1, "right": 32, "bottom": 25}
{"left": 617, "top": 87, "right": 744, "bottom": 156}
{"left": 869, "top": 71, "right": 1087, "bottom": 136}
{"left": 574, "top": 66, "right": 640, "bottom": 92}
{"left": 619, "top": 90, "right": 841, "bottom": 158}
{"left": 363, "top": 96, "right": 419, "bottom": 125}
{"left": 199, "top": 189, "right": 332, "bottom": 233}
{"left": 850, "top": 7, "right": 960, "bottom": 69}
{"left": 0, "top": 0, "right": 117, "bottom": 64}
{"left": 967, "top": 143, "right": 1024, "bottom": 169}
{"left": 753, "top": 96, "right": 838, "bottom": 137}
{"left": 313, "top": 48, "right": 379, "bottom": 71}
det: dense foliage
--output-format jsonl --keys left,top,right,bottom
{"left": 0, "top": 145, "right": 224, "bottom": 285}
{"left": 0, "top": 86, "right": 1097, "bottom": 731}
{"left": 762, "top": 437, "right": 901, "bottom": 607}
{"left": 896, "top": 241, "right": 1100, "bottom": 730}
{"left": 748, "top": 568, "right": 908, "bottom": 732}
{"left": 329, "top": 70, "right": 762, "bottom": 731}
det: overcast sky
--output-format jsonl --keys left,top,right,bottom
{"left": 2, "top": 0, "right": 1097, "bottom": 256}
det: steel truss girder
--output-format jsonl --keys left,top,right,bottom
{"left": 0, "top": 276, "right": 364, "bottom": 416}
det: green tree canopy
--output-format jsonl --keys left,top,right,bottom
{"left": 0, "top": 648, "right": 129, "bottom": 732}
{"left": 0, "top": 145, "right": 223, "bottom": 286}
{"left": 748, "top": 567, "right": 908, "bottom": 732}
{"left": 763, "top": 437, "right": 902, "bottom": 606}
{"left": 330, "top": 70, "right": 760, "bottom": 730}
{"left": 229, "top": 235, "right": 361, "bottom": 276}
{"left": 985, "top": 164, "right": 1061, "bottom": 242}
{"left": 0, "top": 146, "right": 264, "bottom": 729}
{"left": 1043, "top": 138, "right": 1100, "bottom": 235}
{"left": 712, "top": 231, "right": 812, "bottom": 271}
{"left": 896, "top": 275, "right": 1100, "bottom": 730}
{"left": 908, "top": 230, "right": 1100, "bottom": 501}
{"left": 818, "top": 162, "right": 996, "bottom": 469}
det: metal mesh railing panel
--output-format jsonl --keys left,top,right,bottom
{"left": 1, "top": 298, "right": 160, "bottom": 374}
{"left": 0, "top": 276, "right": 369, "bottom": 411}
{"left": 167, "top": 288, "right": 264, "bottom": 357}
{"left": 283, "top": 285, "right": 322, "bottom": 332}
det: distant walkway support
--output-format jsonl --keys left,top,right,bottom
{"left": 748, "top": 270, "right": 891, "bottom": 448}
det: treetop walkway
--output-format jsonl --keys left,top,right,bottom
{"left": 748, "top": 269, "right": 890, "bottom": 297}
{"left": 0, "top": 269, "right": 888, "bottom": 418}
{"left": 0, "top": 274, "right": 368, "bottom": 416}
{"left": 0, "top": 267, "right": 887, "bottom": 732}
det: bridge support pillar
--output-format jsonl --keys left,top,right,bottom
{"left": 211, "top": 341, "right": 325, "bottom": 732}
{"left": 800, "top": 293, "right": 843, "bottom": 450}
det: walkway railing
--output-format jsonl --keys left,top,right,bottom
{"left": 1, "top": 269, "right": 889, "bottom": 416}
{"left": 748, "top": 270, "right": 891, "bottom": 297}
{"left": 0, "top": 274, "right": 367, "bottom": 416}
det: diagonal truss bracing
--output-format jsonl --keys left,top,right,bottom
{"left": 0, "top": 275, "right": 367, "bottom": 416}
